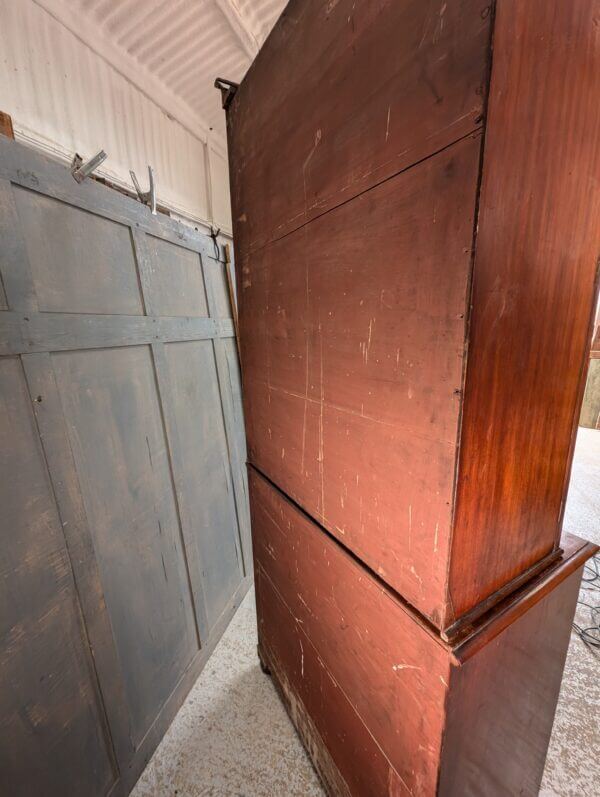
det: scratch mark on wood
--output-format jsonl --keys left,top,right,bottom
{"left": 392, "top": 663, "right": 421, "bottom": 672}
{"left": 146, "top": 435, "right": 153, "bottom": 469}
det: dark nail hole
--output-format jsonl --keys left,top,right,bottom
{"left": 35, "top": 395, "right": 43, "bottom": 403}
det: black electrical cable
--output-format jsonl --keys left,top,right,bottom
{"left": 572, "top": 553, "right": 600, "bottom": 650}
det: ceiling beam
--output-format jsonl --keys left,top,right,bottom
{"left": 213, "top": 0, "right": 259, "bottom": 61}
{"left": 32, "top": 0, "right": 226, "bottom": 151}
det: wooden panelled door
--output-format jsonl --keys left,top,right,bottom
{"left": 0, "top": 136, "right": 252, "bottom": 797}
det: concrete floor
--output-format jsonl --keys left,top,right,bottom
{"left": 540, "top": 427, "right": 600, "bottom": 797}
{"left": 132, "top": 428, "right": 600, "bottom": 797}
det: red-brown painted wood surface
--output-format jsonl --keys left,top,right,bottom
{"left": 439, "top": 571, "right": 582, "bottom": 796}
{"left": 227, "top": 0, "right": 491, "bottom": 257}
{"left": 249, "top": 468, "right": 451, "bottom": 796}
{"left": 227, "top": 1, "right": 600, "bottom": 792}
{"left": 250, "top": 470, "right": 591, "bottom": 797}
{"left": 241, "top": 136, "right": 481, "bottom": 625}
{"left": 255, "top": 572, "right": 396, "bottom": 797}
{"left": 448, "top": 0, "right": 600, "bottom": 622}
{"left": 228, "top": 0, "right": 600, "bottom": 632}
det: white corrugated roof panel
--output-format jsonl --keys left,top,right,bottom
{"left": 58, "top": 0, "right": 286, "bottom": 139}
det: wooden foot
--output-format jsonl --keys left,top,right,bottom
{"left": 257, "top": 644, "right": 271, "bottom": 675}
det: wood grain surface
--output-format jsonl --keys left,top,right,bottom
{"left": 0, "top": 358, "right": 115, "bottom": 796}
{"left": 250, "top": 469, "right": 591, "bottom": 797}
{"left": 227, "top": 0, "right": 491, "bottom": 257}
{"left": 0, "top": 137, "right": 250, "bottom": 796}
{"left": 229, "top": 2, "right": 600, "bottom": 794}
{"left": 448, "top": 0, "right": 600, "bottom": 622}
{"left": 52, "top": 345, "right": 201, "bottom": 746}
{"left": 440, "top": 570, "right": 583, "bottom": 796}
{"left": 240, "top": 136, "right": 481, "bottom": 624}
{"left": 231, "top": 0, "right": 600, "bottom": 630}
{"left": 249, "top": 468, "right": 450, "bottom": 796}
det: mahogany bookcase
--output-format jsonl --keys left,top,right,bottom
{"left": 218, "top": 1, "right": 599, "bottom": 793}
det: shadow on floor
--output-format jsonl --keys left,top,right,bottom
{"left": 132, "top": 598, "right": 324, "bottom": 797}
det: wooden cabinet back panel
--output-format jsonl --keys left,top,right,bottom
{"left": 240, "top": 136, "right": 481, "bottom": 624}
{"left": 249, "top": 468, "right": 450, "bottom": 795}
{"left": 228, "top": 0, "right": 490, "bottom": 256}
{"left": 0, "top": 136, "right": 250, "bottom": 795}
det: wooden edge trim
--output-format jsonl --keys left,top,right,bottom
{"left": 202, "top": 250, "right": 251, "bottom": 578}
{"left": 442, "top": 545, "right": 563, "bottom": 642}
{"left": 452, "top": 533, "right": 598, "bottom": 663}
{"left": 223, "top": 243, "right": 240, "bottom": 345}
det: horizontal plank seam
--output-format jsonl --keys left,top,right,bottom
{"left": 249, "top": 464, "right": 597, "bottom": 658}
{"left": 243, "top": 374, "right": 459, "bottom": 448}
{"left": 0, "top": 312, "right": 235, "bottom": 356}
{"left": 240, "top": 125, "right": 483, "bottom": 262}
{"left": 249, "top": 463, "right": 447, "bottom": 650}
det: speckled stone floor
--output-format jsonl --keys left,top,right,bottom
{"left": 132, "top": 429, "right": 599, "bottom": 797}
{"left": 540, "top": 427, "right": 600, "bottom": 797}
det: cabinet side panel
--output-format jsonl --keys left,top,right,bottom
{"left": 440, "top": 568, "right": 582, "bottom": 796}
{"left": 449, "top": 0, "right": 600, "bottom": 620}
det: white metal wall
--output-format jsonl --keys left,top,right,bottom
{"left": 0, "top": 0, "right": 233, "bottom": 233}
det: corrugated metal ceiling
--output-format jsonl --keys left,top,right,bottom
{"left": 66, "top": 0, "right": 286, "bottom": 139}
